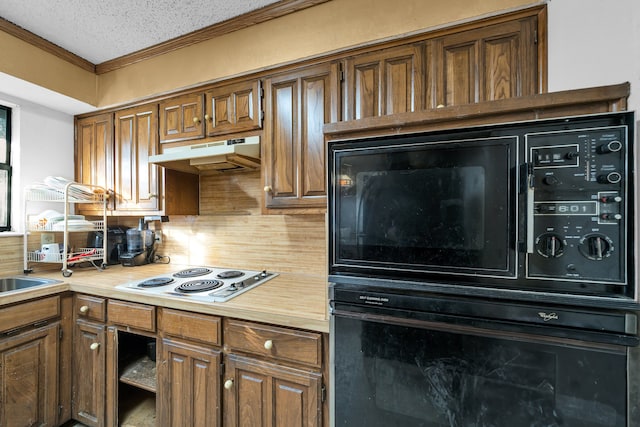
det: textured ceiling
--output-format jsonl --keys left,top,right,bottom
{"left": 0, "top": 0, "right": 281, "bottom": 64}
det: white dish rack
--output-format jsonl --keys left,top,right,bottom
{"left": 23, "top": 179, "right": 109, "bottom": 277}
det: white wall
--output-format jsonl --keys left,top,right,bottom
{"left": 0, "top": 92, "right": 75, "bottom": 232}
{"left": 547, "top": 0, "right": 640, "bottom": 112}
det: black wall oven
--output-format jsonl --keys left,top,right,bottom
{"left": 331, "top": 286, "right": 639, "bottom": 427}
{"left": 328, "top": 112, "right": 640, "bottom": 426}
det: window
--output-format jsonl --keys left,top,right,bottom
{"left": 0, "top": 106, "right": 11, "bottom": 231}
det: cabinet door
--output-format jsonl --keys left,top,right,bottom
{"left": 114, "top": 104, "right": 161, "bottom": 212}
{"left": 431, "top": 16, "right": 538, "bottom": 107}
{"left": 205, "top": 80, "right": 262, "bottom": 137}
{"left": 0, "top": 323, "right": 60, "bottom": 427}
{"left": 72, "top": 320, "right": 106, "bottom": 427}
{"left": 159, "top": 93, "right": 205, "bottom": 143}
{"left": 75, "top": 113, "right": 114, "bottom": 212}
{"left": 158, "top": 337, "right": 222, "bottom": 427}
{"left": 263, "top": 63, "right": 339, "bottom": 210}
{"left": 344, "top": 44, "right": 424, "bottom": 120}
{"left": 224, "top": 354, "right": 322, "bottom": 427}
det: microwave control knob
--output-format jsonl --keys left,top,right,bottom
{"left": 535, "top": 233, "right": 565, "bottom": 258}
{"left": 579, "top": 234, "right": 612, "bottom": 260}
{"left": 597, "top": 140, "right": 623, "bottom": 154}
{"left": 600, "top": 195, "right": 622, "bottom": 203}
{"left": 600, "top": 213, "right": 622, "bottom": 221}
{"left": 542, "top": 176, "right": 560, "bottom": 186}
{"left": 598, "top": 172, "right": 622, "bottom": 184}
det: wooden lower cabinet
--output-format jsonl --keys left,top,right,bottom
{"left": 158, "top": 337, "right": 222, "bottom": 426}
{"left": 0, "top": 322, "right": 60, "bottom": 427}
{"left": 72, "top": 319, "right": 106, "bottom": 427}
{"left": 66, "top": 301, "right": 326, "bottom": 427}
{"left": 223, "top": 354, "right": 322, "bottom": 427}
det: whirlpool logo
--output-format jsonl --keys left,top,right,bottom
{"left": 538, "top": 311, "right": 559, "bottom": 322}
{"left": 358, "top": 295, "right": 389, "bottom": 306}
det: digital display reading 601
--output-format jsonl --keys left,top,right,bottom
{"left": 536, "top": 201, "right": 597, "bottom": 215}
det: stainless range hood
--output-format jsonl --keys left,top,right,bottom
{"left": 149, "top": 135, "right": 260, "bottom": 174}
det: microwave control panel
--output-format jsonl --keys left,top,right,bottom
{"left": 525, "top": 125, "right": 629, "bottom": 285}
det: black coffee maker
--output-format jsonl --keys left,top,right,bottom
{"left": 119, "top": 219, "right": 156, "bottom": 266}
{"left": 87, "top": 226, "right": 128, "bottom": 265}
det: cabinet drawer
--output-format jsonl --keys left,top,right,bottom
{"left": 224, "top": 319, "right": 322, "bottom": 367}
{"left": 75, "top": 294, "right": 106, "bottom": 322}
{"left": 158, "top": 308, "right": 221, "bottom": 346}
{"left": 107, "top": 300, "right": 156, "bottom": 332}
{"left": 0, "top": 296, "right": 60, "bottom": 333}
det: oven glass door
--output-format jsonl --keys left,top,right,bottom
{"left": 330, "top": 135, "right": 518, "bottom": 279}
{"left": 332, "top": 311, "right": 628, "bottom": 427}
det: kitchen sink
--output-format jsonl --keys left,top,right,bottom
{"left": 0, "top": 276, "right": 62, "bottom": 293}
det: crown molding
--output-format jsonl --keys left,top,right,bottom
{"left": 0, "top": 16, "right": 95, "bottom": 73}
{"left": 95, "top": 0, "right": 330, "bottom": 74}
{"left": 0, "top": 0, "right": 329, "bottom": 76}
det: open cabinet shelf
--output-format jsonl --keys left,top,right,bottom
{"left": 119, "top": 355, "right": 157, "bottom": 392}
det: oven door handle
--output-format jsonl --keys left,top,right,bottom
{"left": 332, "top": 304, "right": 639, "bottom": 348}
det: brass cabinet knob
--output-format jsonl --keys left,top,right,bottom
{"left": 263, "top": 186, "right": 272, "bottom": 193}
{"left": 193, "top": 116, "right": 201, "bottom": 124}
{"left": 90, "top": 342, "right": 100, "bottom": 351}
{"left": 436, "top": 104, "right": 445, "bottom": 108}
{"left": 79, "top": 305, "right": 89, "bottom": 314}
{"left": 204, "top": 114, "right": 211, "bottom": 121}
{"left": 264, "top": 339, "right": 273, "bottom": 350}
{"left": 224, "top": 379, "right": 234, "bottom": 390}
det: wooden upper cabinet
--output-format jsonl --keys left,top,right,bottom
{"left": 159, "top": 93, "right": 205, "bottom": 143}
{"left": 158, "top": 80, "right": 262, "bottom": 143}
{"left": 76, "top": 107, "right": 198, "bottom": 216}
{"left": 343, "top": 44, "right": 424, "bottom": 121}
{"left": 114, "top": 104, "right": 161, "bottom": 212}
{"left": 263, "top": 63, "right": 339, "bottom": 211}
{"left": 205, "top": 79, "right": 262, "bottom": 137}
{"left": 75, "top": 113, "right": 114, "bottom": 212}
{"left": 430, "top": 15, "right": 539, "bottom": 108}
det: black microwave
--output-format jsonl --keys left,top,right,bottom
{"left": 328, "top": 111, "right": 636, "bottom": 302}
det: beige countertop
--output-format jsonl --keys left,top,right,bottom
{"left": 0, "top": 263, "right": 330, "bottom": 332}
